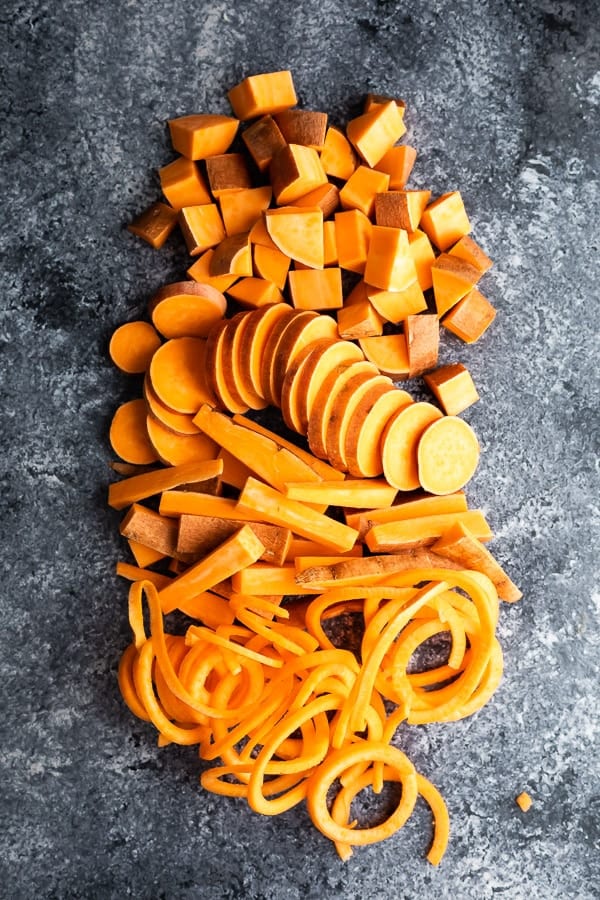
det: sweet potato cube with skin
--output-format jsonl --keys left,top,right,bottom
{"left": 320, "top": 126, "right": 358, "bottom": 181}
{"left": 374, "top": 145, "right": 417, "bottom": 189}
{"left": 252, "top": 243, "right": 290, "bottom": 289}
{"left": 424, "top": 362, "right": 479, "bottom": 415}
{"left": 127, "top": 202, "right": 178, "bottom": 249}
{"left": 363, "top": 225, "right": 413, "bottom": 291}
{"left": 375, "top": 190, "right": 431, "bottom": 232}
{"left": 228, "top": 71, "right": 297, "bottom": 120}
{"left": 274, "top": 109, "right": 328, "bottom": 150}
{"left": 404, "top": 314, "right": 440, "bottom": 377}
{"left": 339, "top": 166, "right": 390, "bottom": 217}
{"left": 270, "top": 144, "right": 328, "bottom": 205}
{"left": 168, "top": 114, "right": 239, "bottom": 160}
{"left": 323, "top": 221, "right": 338, "bottom": 266}
{"left": 365, "top": 279, "right": 426, "bottom": 323}
{"left": 408, "top": 229, "right": 436, "bottom": 291}
{"left": 179, "top": 204, "right": 226, "bottom": 256}
{"left": 226, "top": 277, "right": 284, "bottom": 309}
{"left": 337, "top": 300, "right": 384, "bottom": 339}
{"left": 209, "top": 233, "right": 253, "bottom": 276}
{"left": 347, "top": 100, "right": 406, "bottom": 167}
{"left": 187, "top": 248, "right": 239, "bottom": 291}
{"left": 219, "top": 185, "right": 272, "bottom": 236}
{"left": 265, "top": 207, "right": 324, "bottom": 269}
{"left": 359, "top": 334, "right": 410, "bottom": 379}
{"left": 291, "top": 182, "right": 340, "bottom": 220}
{"left": 420, "top": 191, "right": 472, "bottom": 251}
{"left": 448, "top": 235, "right": 493, "bottom": 273}
{"left": 442, "top": 288, "right": 497, "bottom": 343}
{"left": 159, "top": 157, "right": 211, "bottom": 210}
{"left": 242, "top": 115, "right": 287, "bottom": 171}
{"left": 206, "top": 153, "right": 252, "bottom": 197}
{"left": 431, "top": 253, "right": 482, "bottom": 317}
{"left": 363, "top": 93, "right": 406, "bottom": 114}
{"left": 288, "top": 268, "right": 343, "bottom": 311}
{"left": 335, "top": 209, "right": 372, "bottom": 274}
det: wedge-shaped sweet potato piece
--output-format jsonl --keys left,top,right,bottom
{"left": 148, "top": 281, "right": 226, "bottom": 339}
{"left": 252, "top": 243, "right": 290, "bottom": 289}
{"left": 346, "top": 100, "right": 406, "bottom": 167}
{"left": 433, "top": 522, "right": 522, "bottom": 602}
{"left": 431, "top": 253, "right": 481, "bottom": 317}
{"left": 320, "top": 126, "right": 358, "bottom": 180}
{"left": 420, "top": 191, "right": 471, "bottom": 251}
{"left": 334, "top": 209, "right": 372, "bottom": 273}
{"left": 359, "top": 334, "right": 410, "bottom": 379}
{"left": 159, "top": 157, "right": 211, "bottom": 209}
{"left": 219, "top": 185, "right": 272, "bottom": 236}
{"left": 380, "top": 401, "right": 443, "bottom": 490}
{"left": 270, "top": 144, "right": 328, "bottom": 205}
{"left": 337, "top": 299, "right": 384, "bottom": 340}
{"left": 448, "top": 235, "right": 493, "bottom": 272}
{"left": 365, "top": 280, "right": 427, "bottom": 323}
{"left": 228, "top": 71, "right": 297, "bottom": 119}
{"left": 127, "top": 203, "right": 177, "bottom": 249}
{"left": 363, "top": 225, "right": 415, "bottom": 292}
{"left": 442, "top": 288, "right": 496, "bottom": 343}
{"left": 290, "top": 182, "right": 340, "bottom": 219}
{"left": 274, "top": 109, "right": 328, "bottom": 149}
{"left": 120, "top": 503, "right": 178, "bottom": 558}
{"left": 344, "top": 384, "right": 413, "bottom": 478}
{"left": 226, "top": 277, "right": 284, "bottom": 309}
{"left": 168, "top": 114, "right": 239, "bottom": 160}
{"left": 407, "top": 229, "right": 436, "bottom": 291}
{"left": 417, "top": 416, "right": 480, "bottom": 495}
{"left": 365, "top": 509, "right": 491, "bottom": 552}
{"left": 339, "top": 165, "right": 389, "bottom": 217}
{"left": 179, "top": 204, "right": 226, "bottom": 256}
{"left": 209, "top": 232, "right": 253, "bottom": 276}
{"left": 424, "top": 363, "right": 480, "bottom": 415}
{"left": 375, "top": 190, "right": 431, "bottom": 232}
{"left": 374, "top": 145, "right": 417, "bottom": 189}
{"left": 405, "top": 313, "right": 440, "bottom": 377}
{"left": 288, "top": 268, "right": 343, "bottom": 311}
{"left": 242, "top": 114, "right": 287, "bottom": 171}
{"left": 265, "top": 207, "right": 324, "bottom": 268}
{"left": 187, "top": 248, "right": 239, "bottom": 291}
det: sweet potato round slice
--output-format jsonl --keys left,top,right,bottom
{"left": 109, "top": 321, "right": 161, "bottom": 374}
{"left": 144, "top": 375, "right": 201, "bottom": 436}
{"left": 149, "top": 337, "right": 215, "bottom": 414}
{"left": 324, "top": 372, "right": 392, "bottom": 471}
{"left": 265, "top": 309, "right": 318, "bottom": 406}
{"left": 149, "top": 282, "right": 227, "bottom": 339}
{"left": 417, "top": 416, "right": 480, "bottom": 495}
{"left": 204, "top": 318, "right": 250, "bottom": 414}
{"left": 221, "top": 312, "right": 268, "bottom": 410}
{"left": 146, "top": 415, "right": 218, "bottom": 465}
{"left": 237, "top": 303, "right": 292, "bottom": 400}
{"left": 109, "top": 399, "right": 158, "bottom": 464}
{"left": 258, "top": 307, "right": 304, "bottom": 405}
{"left": 307, "top": 360, "right": 379, "bottom": 459}
{"left": 271, "top": 311, "right": 339, "bottom": 403}
{"left": 299, "top": 340, "right": 366, "bottom": 434}
{"left": 381, "top": 401, "right": 443, "bottom": 491}
{"left": 344, "top": 384, "right": 413, "bottom": 478}
{"left": 280, "top": 346, "right": 318, "bottom": 433}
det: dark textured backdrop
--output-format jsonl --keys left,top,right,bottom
{"left": 1, "top": 1, "right": 599, "bottom": 897}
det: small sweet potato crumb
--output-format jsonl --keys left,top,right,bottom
{"left": 516, "top": 791, "right": 533, "bottom": 812}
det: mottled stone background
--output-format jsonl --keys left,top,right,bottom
{"left": 1, "top": 1, "right": 598, "bottom": 897}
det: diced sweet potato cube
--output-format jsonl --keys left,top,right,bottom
{"left": 359, "top": 334, "right": 410, "bottom": 379}
{"left": 363, "top": 93, "right": 406, "bottom": 113}
{"left": 374, "top": 145, "right": 417, "bottom": 189}
{"left": 168, "top": 114, "right": 239, "bottom": 160}
{"left": 334, "top": 209, "right": 372, "bottom": 274}
{"left": 339, "top": 165, "right": 389, "bottom": 217}
{"left": 431, "top": 253, "right": 481, "bottom": 316}
{"left": 365, "top": 279, "right": 427, "bottom": 323}
{"left": 179, "top": 204, "right": 226, "bottom": 255}
{"left": 288, "top": 268, "right": 343, "bottom": 310}
{"left": 346, "top": 100, "right": 406, "bottom": 167}
{"left": 274, "top": 109, "right": 328, "bottom": 150}
{"left": 209, "top": 233, "right": 253, "bottom": 276}
{"left": 127, "top": 202, "right": 178, "bottom": 249}
{"left": 291, "top": 182, "right": 340, "bottom": 219}
{"left": 206, "top": 153, "right": 252, "bottom": 196}
{"left": 320, "top": 126, "right": 358, "bottom": 181}
{"left": 252, "top": 243, "right": 290, "bottom": 289}
{"left": 159, "top": 157, "right": 211, "bottom": 209}
{"left": 186, "top": 248, "right": 239, "bottom": 291}
{"left": 323, "top": 221, "right": 338, "bottom": 266}
{"left": 226, "top": 277, "right": 284, "bottom": 308}
{"left": 228, "top": 71, "right": 297, "bottom": 120}
{"left": 407, "top": 229, "right": 436, "bottom": 291}
{"left": 404, "top": 314, "right": 440, "bottom": 377}
{"left": 420, "top": 191, "right": 471, "bottom": 251}
{"left": 375, "top": 190, "right": 431, "bottom": 232}
{"left": 442, "top": 288, "right": 497, "bottom": 343}
{"left": 219, "top": 185, "right": 272, "bottom": 236}
{"left": 337, "top": 300, "right": 384, "bottom": 339}
{"left": 242, "top": 115, "right": 287, "bottom": 171}
{"left": 448, "top": 235, "right": 493, "bottom": 273}
{"left": 265, "top": 207, "right": 324, "bottom": 269}
{"left": 363, "top": 225, "right": 414, "bottom": 291}
{"left": 270, "top": 144, "right": 328, "bottom": 205}
{"left": 424, "top": 362, "right": 479, "bottom": 415}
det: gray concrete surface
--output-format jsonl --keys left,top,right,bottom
{"left": 1, "top": 1, "right": 599, "bottom": 897}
